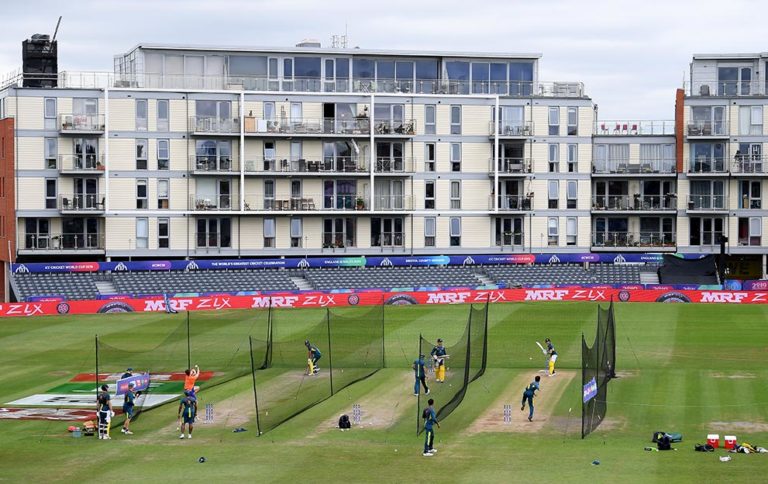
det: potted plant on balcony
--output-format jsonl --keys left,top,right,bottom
{"left": 355, "top": 197, "right": 365, "bottom": 210}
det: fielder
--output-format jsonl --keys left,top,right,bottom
{"left": 121, "top": 382, "right": 137, "bottom": 435}
{"left": 545, "top": 338, "right": 557, "bottom": 376}
{"left": 422, "top": 398, "right": 440, "bottom": 456}
{"left": 521, "top": 375, "right": 541, "bottom": 422}
{"left": 305, "top": 340, "right": 321, "bottom": 375}
{"left": 413, "top": 354, "right": 430, "bottom": 396}
{"left": 96, "top": 384, "right": 114, "bottom": 440}
{"left": 430, "top": 338, "right": 448, "bottom": 383}
{"left": 178, "top": 389, "right": 197, "bottom": 439}
{"left": 184, "top": 365, "right": 201, "bottom": 394}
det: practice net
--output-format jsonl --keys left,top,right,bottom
{"left": 581, "top": 300, "right": 617, "bottom": 438}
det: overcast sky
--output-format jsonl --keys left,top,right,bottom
{"left": 1, "top": 0, "right": 767, "bottom": 119}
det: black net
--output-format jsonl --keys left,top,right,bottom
{"left": 252, "top": 304, "right": 385, "bottom": 435}
{"left": 581, "top": 300, "right": 617, "bottom": 438}
{"left": 417, "top": 301, "right": 489, "bottom": 434}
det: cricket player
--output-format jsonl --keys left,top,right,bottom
{"left": 413, "top": 354, "right": 430, "bottom": 396}
{"left": 545, "top": 338, "right": 557, "bottom": 376}
{"left": 422, "top": 398, "right": 439, "bottom": 456}
{"left": 178, "top": 390, "right": 197, "bottom": 439}
{"left": 121, "top": 367, "right": 134, "bottom": 379}
{"left": 305, "top": 340, "right": 321, "bottom": 375}
{"left": 184, "top": 365, "right": 201, "bottom": 393}
{"left": 430, "top": 338, "right": 447, "bottom": 383}
{"left": 96, "top": 384, "right": 114, "bottom": 440}
{"left": 121, "top": 382, "right": 137, "bottom": 435}
{"left": 520, "top": 375, "right": 541, "bottom": 422}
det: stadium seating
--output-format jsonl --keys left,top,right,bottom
{"left": 111, "top": 269, "right": 299, "bottom": 295}
{"left": 13, "top": 273, "right": 99, "bottom": 301}
{"left": 485, "top": 263, "right": 648, "bottom": 287}
{"left": 301, "top": 266, "right": 484, "bottom": 290}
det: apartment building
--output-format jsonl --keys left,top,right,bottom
{"left": 0, "top": 42, "right": 594, "bottom": 260}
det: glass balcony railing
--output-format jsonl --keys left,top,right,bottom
{"left": 58, "top": 154, "right": 105, "bottom": 172}
{"left": 242, "top": 195, "right": 367, "bottom": 211}
{"left": 244, "top": 157, "right": 368, "bottom": 173}
{"left": 245, "top": 117, "right": 371, "bottom": 135}
{"left": 372, "top": 119, "right": 415, "bottom": 135}
{"left": 592, "top": 159, "right": 676, "bottom": 174}
{"left": 732, "top": 156, "right": 768, "bottom": 174}
{"left": 494, "top": 195, "right": 532, "bottom": 211}
{"left": 593, "top": 232, "right": 676, "bottom": 247}
{"left": 489, "top": 121, "right": 534, "bottom": 136}
{"left": 190, "top": 155, "right": 237, "bottom": 172}
{"left": 686, "top": 80, "right": 766, "bottom": 97}
{"left": 592, "top": 195, "right": 677, "bottom": 211}
{"left": 375, "top": 157, "right": 414, "bottom": 173}
{"left": 595, "top": 120, "right": 675, "bottom": 136}
{"left": 372, "top": 195, "right": 412, "bottom": 211}
{"left": 687, "top": 158, "right": 727, "bottom": 174}
{"left": 22, "top": 233, "right": 105, "bottom": 251}
{"left": 189, "top": 116, "right": 239, "bottom": 134}
{"left": 490, "top": 157, "right": 533, "bottom": 174}
{"left": 191, "top": 195, "right": 233, "bottom": 211}
{"left": 59, "top": 194, "right": 105, "bottom": 211}
{"left": 686, "top": 121, "right": 727, "bottom": 137}
{"left": 687, "top": 195, "right": 727, "bottom": 210}
{"left": 59, "top": 114, "right": 105, "bottom": 132}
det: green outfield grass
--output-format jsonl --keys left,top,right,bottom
{"left": 1, "top": 302, "right": 768, "bottom": 483}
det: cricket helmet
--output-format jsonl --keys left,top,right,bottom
{"left": 437, "top": 338, "right": 443, "bottom": 343}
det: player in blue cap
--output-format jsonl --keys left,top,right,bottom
{"left": 413, "top": 354, "right": 430, "bottom": 396}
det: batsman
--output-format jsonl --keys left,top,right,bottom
{"left": 430, "top": 338, "right": 448, "bottom": 383}
{"left": 305, "top": 340, "right": 321, "bottom": 375}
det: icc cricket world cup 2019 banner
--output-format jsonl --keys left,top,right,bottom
{"left": 115, "top": 373, "right": 150, "bottom": 395}
{"left": 583, "top": 377, "right": 598, "bottom": 403}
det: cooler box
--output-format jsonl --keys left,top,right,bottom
{"left": 724, "top": 435, "right": 737, "bottom": 450}
{"left": 707, "top": 434, "right": 720, "bottom": 448}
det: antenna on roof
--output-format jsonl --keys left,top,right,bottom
{"left": 330, "top": 30, "right": 349, "bottom": 49}
{"left": 52, "top": 16, "right": 62, "bottom": 43}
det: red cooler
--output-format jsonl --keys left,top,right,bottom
{"left": 724, "top": 435, "right": 737, "bottom": 450}
{"left": 707, "top": 434, "right": 720, "bottom": 448}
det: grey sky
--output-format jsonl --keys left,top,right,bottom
{"left": 1, "top": 0, "right": 766, "bottom": 120}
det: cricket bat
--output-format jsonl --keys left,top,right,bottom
{"left": 536, "top": 341, "right": 547, "bottom": 355}
{"left": 306, "top": 358, "right": 314, "bottom": 375}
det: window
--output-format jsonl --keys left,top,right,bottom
{"left": 450, "top": 181, "right": 461, "bottom": 209}
{"left": 567, "top": 107, "right": 578, "bottom": 135}
{"left": 690, "top": 106, "right": 726, "bottom": 136}
{"left": 263, "top": 102, "right": 276, "bottom": 121}
{"left": 195, "top": 140, "right": 232, "bottom": 171}
{"left": 157, "top": 100, "right": 169, "bottom": 131}
{"left": 690, "top": 180, "right": 725, "bottom": 209}
{"left": 548, "top": 180, "right": 559, "bottom": 209}
{"left": 136, "top": 218, "right": 148, "bottom": 249}
{"left": 566, "top": 217, "right": 577, "bottom": 246}
{"left": 196, "top": 218, "right": 231, "bottom": 248}
{"left": 718, "top": 66, "right": 752, "bottom": 96}
{"left": 45, "top": 178, "right": 57, "bottom": 209}
{"left": 425, "top": 181, "right": 435, "bottom": 209}
{"left": 136, "top": 99, "right": 148, "bottom": 131}
{"left": 739, "top": 106, "right": 762, "bottom": 136}
{"left": 739, "top": 180, "right": 761, "bottom": 209}
{"left": 548, "top": 144, "right": 559, "bottom": 172}
{"left": 689, "top": 217, "right": 724, "bottom": 246}
{"left": 136, "top": 179, "right": 148, "bottom": 209}
{"left": 136, "top": 139, "right": 148, "bottom": 170}
{"left": 371, "top": 217, "right": 404, "bottom": 247}
{"left": 24, "top": 218, "right": 50, "bottom": 249}
{"left": 290, "top": 217, "right": 303, "bottom": 247}
{"left": 425, "top": 105, "right": 436, "bottom": 134}
{"left": 425, "top": 143, "right": 436, "bottom": 172}
{"left": 567, "top": 180, "right": 577, "bottom": 209}
{"left": 548, "top": 217, "right": 559, "bottom": 245}
{"left": 449, "top": 217, "right": 461, "bottom": 246}
{"left": 548, "top": 107, "right": 559, "bottom": 136}
{"left": 738, "top": 217, "right": 761, "bottom": 246}
{"left": 45, "top": 138, "right": 57, "bottom": 169}
{"left": 450, "top": 143, "right": 461, "bottom": 172}
{"left": 44, "top": 98, "right": 56, "bottom": 130}
{"left": 567, "top": 144, "right": 578, "bottom": 172}
{"left": 494, "top": 217, "right": 523, "bottom": 246}
{"left": 158, "top": 218, "right": 170, "bottom": 248}
{"left": 324, "top": 180, "right": 356, "bottom": 209}
{"left": 424, "top": 217, "right": 436, "bottom": 247}
{"left": 264, "top": 180, "right": 275, "bottom": 209}
{"left": 263, "top": 218, "right": 276, "bottom": 248}
{"left": 74, "top": 138, "right": 98, "bottom": 169}
{"left": 450, "top": 105, "right": 461, "bottom": 134}
{"left": 157, "top": 139, "right": 170, "bottom": 170}
{"left": 323, "top": 218, "right": 355, "bottom": 248}
{"left": 158, "top": 179, "right": 169, "bottom": 209}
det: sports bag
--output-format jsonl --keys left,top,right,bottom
{"left": 338, "top": 414, "right": 351, "bottom": 429}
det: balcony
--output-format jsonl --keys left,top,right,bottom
{"left": 190, "top": 155, "right": 238, "bottom": 173}
{"left": 491, "top": 157, "right": 533, "bottom": 175}
{"left": 58, "top": 154, "right": 105, "bottom": 174}
{"left": 243, "top": 195, "right": 372, "bottom": 212}
{"left": 592, "top": 232, "right": 676, "bottom": 250}
{"left": 495, "top": 195, "right": 532, "bottom": 211}
{"left": 373, "top": 119, "right": 415, "bottom": 136}
{"left": 373, "top": 195, "right": 412, "bottom": 211}
{"left": 687, "top": 158, "right": 727, "bottom": 175}
{"left": 20, "top": 233, "right": 105, "bottom": 254}
{"left": 59, "top": 194, "right": 105, "bottom": 213}
{"left": 687, "top": 195, "right": 727, "bottom": 211}
{"left": 686, "top": 121, "right": 727, "bottom": 138}
{"left": 489, "top": 121, "right": 534, "bottom": 137}
{"left": 687, "top": 80, "right": 765, "bottom": 97}
{"left": 592, "top": 195, "right": 677, "bottom": 212}
{"left": 595, "top": 120, "right": 675, "bottom": 136}
{"left": 592, "top": 159, "right": 676, "bottom": 176}
{"left": 732, "top": 156, "right": 768, "bottom": 175}
{"left": 244, "top": 157, "right": 368, "bottom": 174}
{"left": 244, "top": 117, "right": 371, "bottom": 136}
{"left": 191, "top": 195, "right": 234, "bottom": 211}
{"left": 59, "top": 114, "right": 105, "bottom": 134}
{"left": 189, "top": 116, "right": 239, "bottom": 135}
{"left": 375, "top": 157, "right": 414, "bottom": 174}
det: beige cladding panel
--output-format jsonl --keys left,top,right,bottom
{"left": 531, "top": 105, "right": 548, "bottom": 137}
{"left": 460, "top": 217, "right": 491, "bottom": 248}
{"left": 461, "top": 180, "right": 492, "bottom": 210}
{"left": 578, "top": 107, "right": 594, "bottom": 136}
{"left": 461, "top": 105, "right": 491, "bottom": 136}
{"left": 578, "top": 143, "right": 592, "bottom": 173}
{"left": 462, "top": 142, "right": 492, "bottom": 172}
{"left": 169, "top": 100, "right": 187, "bottom": 132}
{"left": 169, "top": 138, "right": 187, "bottom": 171}
{"left": 108, "top": 99, "right": 135, "bottom": 131}
{"left": 274, "top": 218, "right": 291, "bottom": 249}
{"left": 411, "top": 216, "right": 425, "bottom": 249}
{"left": 435, "top": 104, "right": 451, "bottom": 136}
{"left": 109, "top": 178, "right": 137, "bottom": 210}
{"left": 104, "top": 218, "right": 135, "bottom": 250}
{"left": 166, "top": 218, "right": 187, "bottom": 250}
{"left": 356, "top": 217, "right": 371, "bottom": 249}
{"left": 412, "top": 104, "right": 425, "bottom": 135}
{"left": 15, "top": 137, "right": 44, "bottom": 169}
{"left": 530, "top": 142, "right": 549, "bottom": 173}
{"left": 107, "top": 138, "right": 134, "bottom": 170}
{"left": 16, "top": 178, "right": 45, "bottom": 210}
{"left": 16, "top": 97, "right": 44, "bottom": 130}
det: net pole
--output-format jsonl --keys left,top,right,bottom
{"left": 381, "top": 293, "right": 386, "bottom": 369}
{"left": 482, "top": 297, "right": 490, "bottom": 371}
{"left": 95, "top": 334, "right": 100, "bottom": 398}
{"left": 249, "top": 336, "right": 262, "bottom": 436}
{"left": 417, "top": 332, "right": 422, "bottom": 436}
{"left": 326, "top": 308, "right": 334, "bottom": 396}
{"left": 581, "top": 333, "right": 585, "bottom": 439}
{"left": 186, "top": 311, "right": 191, "bottom": 369}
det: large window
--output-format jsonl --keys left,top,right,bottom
{"left": 136, "top": 139, "right": 148, "bottom": 170}
{"left": 425, "top": 105, "right": 436, "bottom": 134}
{"left": 136, "top": 99, "right": 148, "bottom": 131}
{"left": 548, "top": 107, "right": 560, "bottom": 136}
{"left": 263, "top": 218, "right": 275, "bottom": 248}
{"left": 738, "top": 217, "right": 761, "bottom": 246}
{"left": 567, "top": 107, "right": 578, "bottom": 136}
{"left": 425, "top": 143, "right": 436, "bottom": 172}
{"left": 444, "top": 61, "right": 469, "bottom": 94}
{"left": 494, "top": 217, "right": 523, "bottom": 246}
{"left": 548, "top": 144, "right": 559, "bottom": 172}
{"left": 450, "top": 181, "right": 461, "bottom": 209}
{"left": 45, "top": 138, "right": 57, "bottom": 169}
{"left": 157, "top": 179, "right": 169, "bottom": 209}
{"left": 195, "top": 140, "right": 232, "bottom": 171}
{"left": 690, "top": 142, "right": 725, "bottom": 172}
{"left": 424, "top": 217, "right": 436, "bottom": 247}
{"left": 290, "top": 217, "right": 303, "bottom": 247}
{"left": 689, "top": 106, "right": 726, "bottom": 135}
{"left": 158, "top": 218, "right": 170, "bottom": 248}
{"left": 136, "top": 179, "right": 148, "bottom": 209}
{"left": 44, "top": 98, "right": 56, "bottom": 130}
{"left": 566, "top": 217, "right": 577, "bottom": 245}
{"left": 45, "top": 178, "right": 57, "bottom": 209}
{"left": 323, "top": 218, "right": 356, "bottom": 248}
{"left": 689, "top": 180, "right": 725, "bottom": 209}
{"left": 450, "top": 217, "right": 461, "bottom": 246}
{"left": 74, "top": 138, "right": 99, "bottom": 169}
{"left": 718, "top": 66, "right": 752, "bottom": 96}
{"left": 689, "top": 217, "right": 723, "bottom": 246}
{"left": 157, "top": 100, "right": 169, "bottom": 131}
{"left": 196, "top": 218, "right": 231, "bottom": 248}
{"left": 324, "top": 180, "right": 356, "bottom": 209}
{"left": 451, "top": 143, "right": 461, "bottom": 172}
{"left": 567, "top": 180, "right": 577, "bottom": 209}
{"left": 496, "top": 106, "right": 525, "bottom": 135}
{"left": 639, "top": 143, "right": 675, "bottom": 172}
{"left": 136, "top": 218, "right": 148, "bottom": 249}
{"left": 371, "top": 217, "right": 403, "bottom": 247}
{"left": 739, "top": 180, "right": 761, "bottom": 209}
{"left": 450, "top": 105, "right": 461, "bottom": 134}
{"left": 739, "top": 106, "right": 762, "bottom": 136}
{"left": 24, "top": 218, "right": 50, "bottom": 249}
{"left": 425, "top": 181, "right": 435, "bottom": 209}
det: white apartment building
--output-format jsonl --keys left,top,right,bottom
{"left": 0, "top": 42, "right": 595, "bottom": 260}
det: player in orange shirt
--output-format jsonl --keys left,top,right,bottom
{"left": 184, "top": 365, "right": 201, "bottom": 394}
